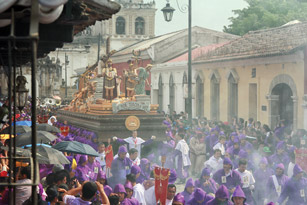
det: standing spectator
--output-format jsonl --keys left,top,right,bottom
{"left": 204, "top": 149, "right": 223, "bottom": 174}
{"left": 189, "top": 132, "right": 206, "bottom": 176}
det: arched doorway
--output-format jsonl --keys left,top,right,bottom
{"left": 271, "top": 83, "right": 293, "bottom": 127}
{"left": 210, "top": 74, "right": 220, "bottom": 121}
{"left": 267, "top": 74, "right": 297, "bottom": 130}
{"left": 228, "top": 73, "right": 238, "bottom": 122}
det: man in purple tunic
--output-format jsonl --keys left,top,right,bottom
{"left": 213, "top": 157, "right": 243, "bottom": 194}
{"left": 186, "top": 188, "right": 213, "bottom": 205}
{"left": 253, "top": 157, "right": 274, "bottom": 205}
{"left": 231, "top": 185, "right": 248, "bottom": 205}
{"left": 195, "top": 168, "right": 217, "bottom": 195}
{"left": 109, "top": 146, "right": 132, "bottom": 189}
{"left": 206, "top": 185, "right": 233, "bottom": 205}
{"left": 74, "top": 155, "right": 91, "bottom": 183}
{"left": 278, "top": 164, "right": 307, "bottom": 205}
{"left": 265, "top": 163, "right": 289, "bottom": 203}
{"left": 158, "top": 132, "right": 175, "bottom": 169}
{"left": 87, "top": 155, "right": 104, "bottom": 181}
{"left": 180, "top": 178, "right": 195, "bottom": 203}
{"left": 137, "top": 158, "right": 150, "bottom": 184}
{"left": 269, "top": 141, "right": 290, "bottom": 170}
{"left": 114, "top": 184, "right": 135, "bottom": 205}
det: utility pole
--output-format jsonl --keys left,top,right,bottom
{"left": 65, "top": 53, "right": 68, "bottom": 98}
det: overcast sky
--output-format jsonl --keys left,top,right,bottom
{"left": 147, "top": 0, "right": 248, "bottom": 36}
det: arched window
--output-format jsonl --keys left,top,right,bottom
{"left": 116, "top": 17, "right": 125, "bottom": 35}
{"left": 228, "top": 73, "right": 238, "bottom": 122}
{"left": 135, "top": 17, "right": 145, "bottom": 35}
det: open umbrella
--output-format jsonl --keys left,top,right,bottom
{"left": 32, "top": 145, "right": 70, "bottom": 164}
{"left": 37, "top": 123, "right": 60, "bottom": 133}
{"left": 16, "top": 131, "right": 58, "bottom": 147}
{"left": 0, "top": 125, "right": 31, "bottom": 134}
{"left": 1, "top": 146, "right": 50, "bottom": 164}
{"left": 14, "top": 121, "right": 32, "bottom": 126}
{"left": 53, "top": 141, "right": 99, "bottom": 157}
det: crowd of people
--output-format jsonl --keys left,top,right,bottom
{"left": 0, "top": 96, "right": 307, "bottom": 205}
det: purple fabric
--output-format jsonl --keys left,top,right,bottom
{"left": 173, "top": 149, "right": 190, "bottom": 180}
{"left": 114, "top": 184, "right": 126, "bottom": 194}
{"left": 75, "top": 164, "right": 91, "bottom": 183}
{"left": 169, "top": 169, "right": 177, "bottom": 184}
{"left": 195, "top": 177, "right": 217, "bottom": 195}
{"left": 79, "top": 155, "right": 88, "bottom": 164}
{"left": 215, "top": 185, "right": 229, "bottom": 199}
{"left": 239, "top": 134, "right": 246, "bottom": 140}
{"left": 137, "top": 158, "right": 150, "bottom": 184}
{"left": 238, "top": 150, "right": 248, "bottom": 159}
{"left": 223, "top": 157, "right": 232, "bottom": 165}
{"left": 260, "top": 157, "right": 268, "bottom": 165}
{"left": 87, "top": 159, "right": 104, "bottom": 181}
{"left": 194, "top": 188, "right": 207, "bottom": 201}
{"left": 276, "top": 163, "right": 285, "bottom": 170}
{"left": 269, "top": 152, "right": 290, "bottom": 169}
{"left": 158, "top": 139, "right": 175, "bottom": 169}
{"left": 124, "top": 182, "right": 133, "bottom": 190}
{"left": 232, "top": 185, "right": 246, "bottom": 200}
{"left": 213, "top": 169, "right": 243, "bottom": 190}
{"left": 254, "top": 166, "right": 274, "bottom": 202}
{"left": 185, "top": 178, "right": 195, "bottom": 189}
{"left": 173, "top": 193, "right": 185, "bottom": 204}
{"left": 109, "top": 157, "right": 132, "bottom": 188}
{"left": 118, "top": 145, "right": 128, "bottom": 154}
{"left": 104, "top": 185, "right": 112, "bottom": 196}
{"left": 131, "top": 165, "right": 141, "bottom": 175}
{"left": 201, "top": 168, "right": 211, "bottom": 177}
{"left": 293, "top": 164, "right": 303, "bottom": 176}
{"left": 267, "top": 174, "right": 289, "bottom": 202}
{"left": 187, "top": 188, "right": 213, "bottom": 205}
{"left": 276, "top": 141, "right": 286, "bottom": 150}
{"left": 181, "top": 190, "right": 194, "bottom": 204}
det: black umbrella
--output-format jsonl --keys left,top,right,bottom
{"left": 16, "top": 131, "right": 58, "bottom": 147}
{"left": 53, "top": 141, "right": 99, "bottom": 157}
{"left": 0, "top": 125, "right": 31, "bottom": 134}
{"left": 37, "top": 124, "right": 60, "bottom": 133}
{"left": 1, "top": 146, "right": 50, "bottom": 164}
{"left": 22, "top": 145, "right": 70, "bottom": 164}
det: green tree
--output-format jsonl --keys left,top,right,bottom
{"left": 224, "top": 0, "right": 307, "bottom": 36}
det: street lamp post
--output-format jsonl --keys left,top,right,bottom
{"left": 162, "top": 0, "right": 192, "bottom": 123}
{"left": 65, "top": 53, "right": 69, "bottom": 98}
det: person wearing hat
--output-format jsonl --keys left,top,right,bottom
{"left": 189, "top": 132, "right": 206, "bottom": 176}
{"left": 113, "top": 184, "right": 133, "bottom": 205}
{"left": 126, "top": 174, "right": 145, "bottom": 205}
{"left": 265, "top": 163, "right": 289, "bottom": 203}
{"left": 87, "top": 155, "right": 104, "bottom": 182}
{"left": 174, "top": 131, "right": 191, "bottom": 183}
{"left": 124, "top": 182, "right": 140, "bottom": 205}
{"left": 172, "top": 193, "right": 185, "bottom": 205}
{"left": 204, "top": 149, "right": 223, "bottom": 175}
{"left": 269, "top": 141, "right": 290, "bottom": 170}
{"left": 213, "top": 158, "right": 242, "bottom": 194}
{"left": 226, "top": 132, "right": 238, "bottom": 148}
{"left": 235, "top": 159, "right": 255, "bottom": 205}
{"left": 278, "top": 164, "right": 307, "bottom": 205}
{"left": 180, "top": 178, "right": 195, "bottom": 203}
{"left": 231, "top": 185, "right": 248, "bottom": 205}
{"left": 253, "top": 157, "right": 274, "bottom": 205}
{"left": 74, "top": 155, "right": 91, "bottom": 183}
{"left": 109, "top": 146, "right": 132, "bottom": 188}
{"left": 137, "top": 158, "right": 151, "bottom": 184}
{"left": 206, "top": 185, "right": 232, "bottom": 205}
{"left": 130, "top": 165, "right": 141, "bottom": 180}
{"left": 195, "top": 168, "right": 217, "bottom": 195}
{"left": 226, "top": 137, "right": 241, "bottom": 159}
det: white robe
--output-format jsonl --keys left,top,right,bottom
{"left": 175, "top": 139, "right": 191, "bottom": 167}
{"left": 133, "top": 183, "right": 146, "bottom": 205}
{"left": 124, "top": 137, "right": 145, "bottom": 158}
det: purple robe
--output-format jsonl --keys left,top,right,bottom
{"left": 136, "top": 159, "right": 150, "bottom": 184}
{"left": 195, "top": 178, "right": 217, "bottom": 195}
{"left": 87, "top": 159, "right": 104, "bottom": 181}
{"left": 75, "top": 164, "right": 91, "bottom": 183}
{"left": 39, "top": 164, "right": 53, "bottom": 179}
{"left": 158, "top": 140, "right": 175, "bottom": 169}
{"left": 173, "top": 149, "right": 190, "bottom": 180}
{"left": 266, "top": 174, "right": 289, "bottom": 202}
{"left": 180, "top": 190, "right": 194, "bottom": 203}
{"left": 253, "top": 167, "right": 274, "bottom": 203}
{"left": 269, "top": 152, "right": 290, "bottom": 169}
{"left": 109, "top": 157, "right": 132, "bottom": 188}
{"left": 278, "top": 177, "right": 307, "bottom": 205}
{"left": 212, "top": 169, "right": 243, "bottom": 191}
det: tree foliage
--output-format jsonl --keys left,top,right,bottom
{"left": 223, "top": 0, "right": 307, "bottom": 36}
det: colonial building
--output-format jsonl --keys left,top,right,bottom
{"left": 191, "top": 21, "right": 307, "bottom": 130}
{"left": 114, "top": 26, "right": 238, "bottom": 96}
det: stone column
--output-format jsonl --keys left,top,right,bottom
{"left": 291, "top": 96, "right": 298, "bottom": 131}
{"left": 302, "top": 95, "right": 307, "bottom": 130}
{"left": 267, "top": 95, "right": 280, "bottom": 130}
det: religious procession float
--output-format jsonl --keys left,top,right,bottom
{"left": 57, "top": 46, "right": 165, "bottom": 141}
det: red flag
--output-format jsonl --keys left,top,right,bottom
{"left": 154, "top": 167, "right": 170, "bottom": 205}
{"left": 295, "top": 149, "right": 307, "bottom": 172}
{"left": 105, "top": 145, "right": 114, "bottom": 168}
